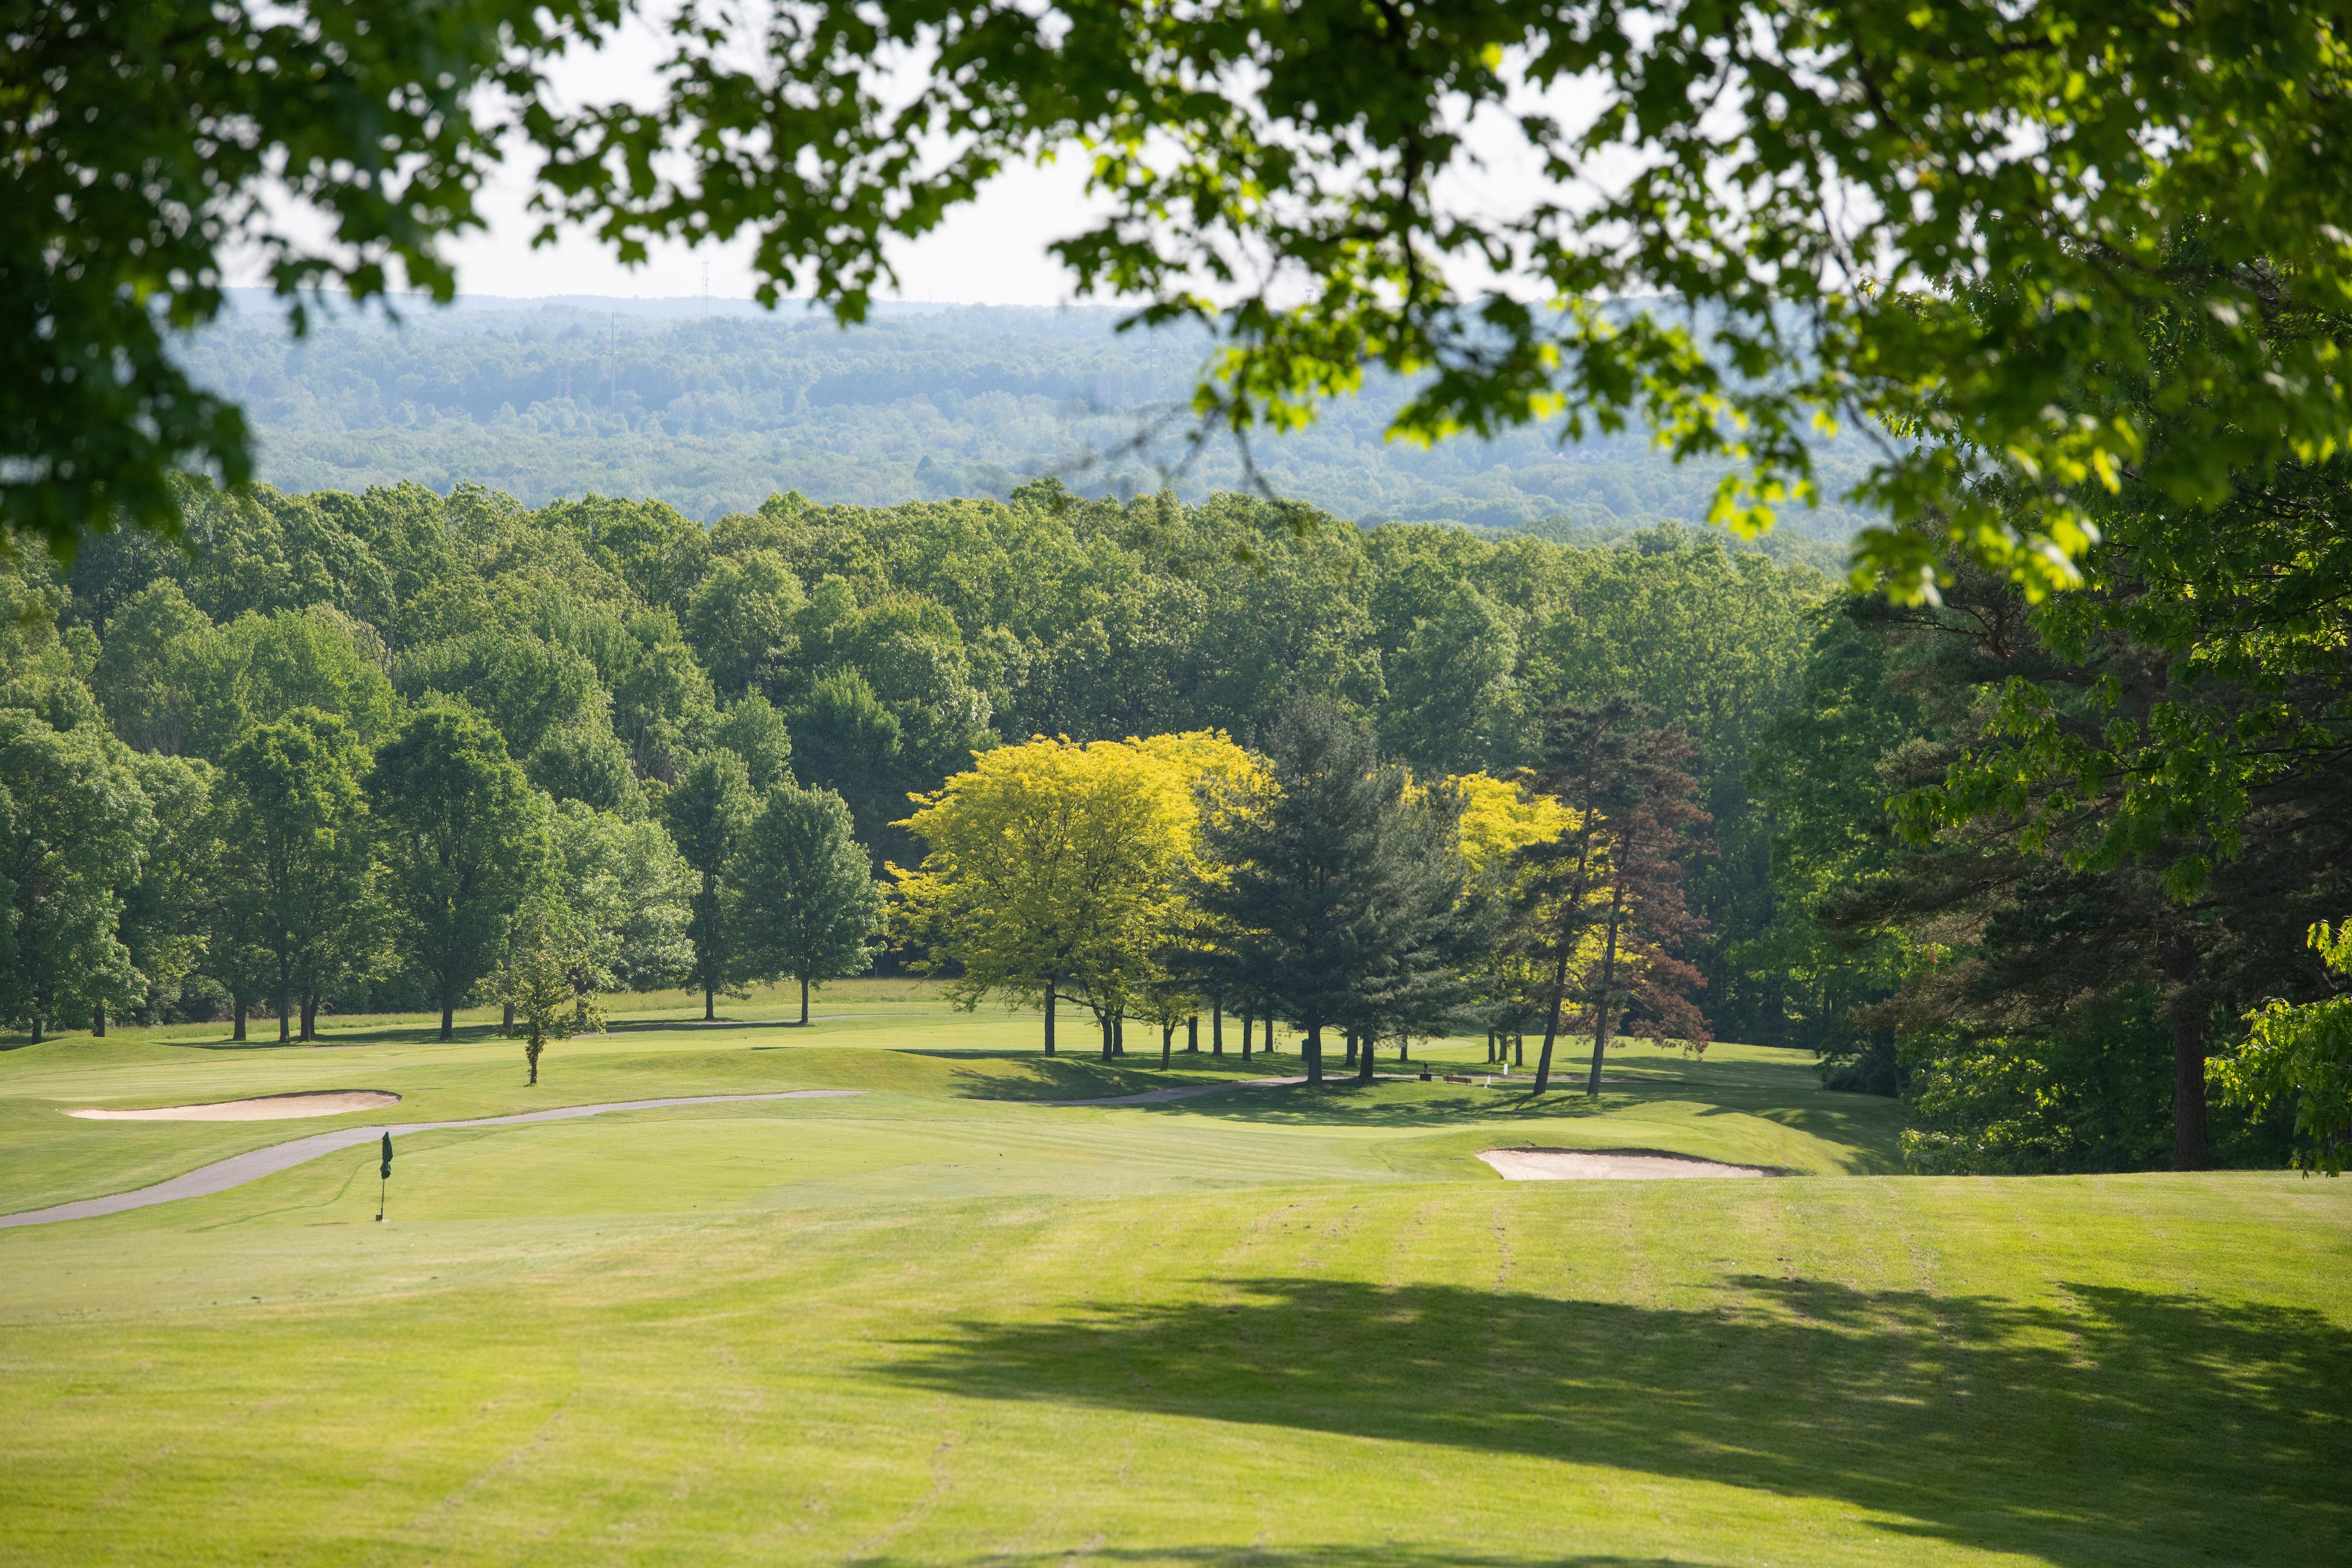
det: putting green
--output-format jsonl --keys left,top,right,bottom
{"left": 4, "top": 981, "right": 2345, "bottom": 1566}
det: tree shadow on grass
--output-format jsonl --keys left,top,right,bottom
{"left": 881, "top": 1275, "right": 2352, "bottom": 1567}
{"left": 1123, "top": 1082, "right": 1642, "bottom": 1129}
{"left": 1128, "top": 1080, "right": 1903, "bottom": 1163}
{"left": 938, "top": 1057, "right": 1271, "bottom": 1102}
{"left": 164, "top": 1022, "right": 511, "bottom": 1050}
{"left": 854, "top": 1550, "right": 1716, "bottom": 1567}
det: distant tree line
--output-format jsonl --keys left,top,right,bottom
{"left": 174, "top": 303, "right": 1877, "bottom": 548}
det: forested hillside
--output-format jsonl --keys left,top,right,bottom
{"left": 181, "top": 296, "right": 1868, "bottom": 557}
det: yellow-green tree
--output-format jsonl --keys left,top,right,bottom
{"left": 894, "top": 732, "right": 1255, "bottom": 1057}
{"left": 1448, "top": 771, "right": 1579, "bottom": 1065}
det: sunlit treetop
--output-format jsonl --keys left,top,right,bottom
{"left": 1449, "top": 771, "right": 1576, "bottom": 886}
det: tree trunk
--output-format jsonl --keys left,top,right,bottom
{"left": 277, "top": 955, "right": 292, "bottom": 1044}
{"left": 1531, "top": 943, "right": 1572, "bottom": 1092}
{"left": 233, "top": 998, "right": 247, "bottom": 1042}
{"left": 300, "top": 993, "right": 318, "bottom": 1042}
{"left": 1514, "top": 1032, "right": 1524, "bottom": 1067}
{"left": 1305, "top": 1020, "right": 1322, "bottom": 1084}
{"left": 1357, "top": 1028, "right": 1376, "bottom": 1084}
{"left": 440, "top": 996, "right": 455, "bottom": 1042}
{"left": 1587, "top": 888, "right": 1627, "bottom": 1097}
{"left": 1161, "top": 1021, "right": 1173, "bottom": 1068}
{"left": 2162, "top": 925, "right": 2210, "bottom": 1170}
{"left": 1044, "top": 982, "right": 1057, "bottom": 1056}
{"left": 1114, "top": 1011, "right": 1125, "bottom": 1055}
{"left": 703, "top": 986, "right": 715, "bottom": 1022}
{"left": 92, "top": 1001, "right": 106, "bottom": 1038}
{"left": 503, "top": 1000, "right": 515, "bottom": 1032}
{"left": 799, "top": 976, "right": 810, "bottom": 1025}
{"left": 1101, "top": 1009, "right": 1115, "bottom": 1060}
{"left": 1212, "top": 1001, "right": 1223, "bottom": 1055}
{"left": 29, "top": 1016, "right": 42, "bottom": 1044}
{"left": 2173, "top": 1009, "right": 2210, "bottom": 1170}
{"left": 1343, "top": 1028, "right": 1357, "bottom": 1067}
{"left": 1240, "top": 1010, "right": 1252, "bottom": 1060}
{"left": 1187, "top": 1015, "right": 1198, "bottom": 1053}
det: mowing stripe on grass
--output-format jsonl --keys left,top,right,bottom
{"left": 0, "top": 1090, "right": 864, "bottom": 1230}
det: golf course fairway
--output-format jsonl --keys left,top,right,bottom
{"left": 4, "top": 981, "right": 2346, "bottom": 1566}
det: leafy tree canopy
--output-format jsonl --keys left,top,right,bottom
{"left": 19, "top": 1, "right": 2352, "bottom": 613}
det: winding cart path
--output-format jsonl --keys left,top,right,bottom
{"left": 0, "top": 1090, "right": 864, "bottom": 1231}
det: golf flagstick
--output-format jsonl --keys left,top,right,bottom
{"left": 376, "top": 1131, "right": 392, "bottom": 1222}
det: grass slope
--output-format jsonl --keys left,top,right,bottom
{"left": 4, "top": 984, "right": 2343, "bottom": 1566}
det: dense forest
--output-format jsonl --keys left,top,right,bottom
{"left": 180, "top": 295, "right": 1866, "bottom": 559}
{"left": 9, "top": 478, "right": 1815, "bottom": 1016}
{"left": 4, "top": 469, "right": 2336, "bottom": 1172}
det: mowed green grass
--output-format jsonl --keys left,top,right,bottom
{"left": 3, "top": 983, "right": 2347, "bottom": 1566}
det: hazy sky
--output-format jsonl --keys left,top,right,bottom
{"left": 266, "top": 23, "right": 1575, "bottom": 310}
{"left": 423, "top": 17, "right": 1109, "bottom": 307}
{"left": 444, "top": 149, "right": 1102, "bottom": 306}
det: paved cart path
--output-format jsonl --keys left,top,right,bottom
{"left": 0, "top": 1090, "right": 865, "bottom": 1231}
{"left": 6, "top": 1065, "right": 1544, "bottom": 1231}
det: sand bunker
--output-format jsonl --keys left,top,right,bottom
{"left": 1479, "top": 1147, "right": 1774, "bottom": 1181}
{"left": 68, "top": 1090, "right": 401, "bottom": 1122}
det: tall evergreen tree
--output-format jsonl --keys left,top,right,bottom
{"left": 1195, "top": 696, "right": 1434, "bottom": 1087}
{"left": 1517, "top": 699, "right": 1713, "bottom": 1093}
{"left": 1341, "top": 780, "right": 1483, "bottom": 1084}
{"left": 1575, "top": 725, "right": 1713, "bottom": 1095}
{"left": 1515, "top": 698, "right": 1641, "bottom": 1093}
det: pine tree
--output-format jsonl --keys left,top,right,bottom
{"left": 1342, "top": 781, "right": 1485, "bottom": 1083}
{"left": 1195, "top": 696, "right": 1469, "bottom": 1086}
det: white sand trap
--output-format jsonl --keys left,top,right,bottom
{"left": 1479, "top": 1147, "right": 1774, "bottom": 1180}
{"left": 68, "top": 1090, "right": 401, "bottom": 1122}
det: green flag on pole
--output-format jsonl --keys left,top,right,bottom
{"left": 375, "top": 1131, "right": 392, "bottom": 1223}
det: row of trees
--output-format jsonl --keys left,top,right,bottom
{"left": 894, "top": 696, "right": 1711, "bottom": 1090}
{"left": 0, "top": 556, "right": 884, "bottom": 1054}
{"left": 6, "top": 486, "right": 1722, "bottom": 1072}
{"left": 51, "top": 475, "right": 1824, "bottom": 1038}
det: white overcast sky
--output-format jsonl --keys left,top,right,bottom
{"left": 428, "top": 12, "right": 1112, "bottom": 306}
{"left": 412, "top": 12, "right": 1581, "bottom": 308}
{"left": 443, "top": 154, "right": 1100, "bottom": 306}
